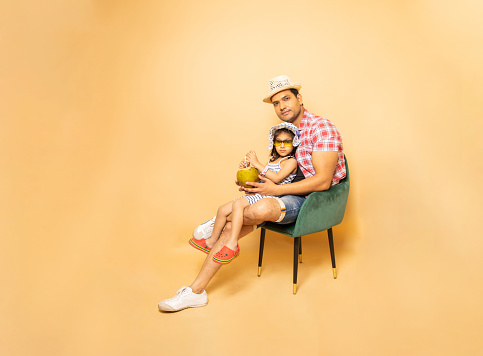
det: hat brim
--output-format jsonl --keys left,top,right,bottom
{"left": 263, "top": 84, "right": 301, "bottom": 103}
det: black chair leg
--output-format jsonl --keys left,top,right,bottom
{"left": 293, "top": 236, "right": 300, "bottom": 294}
{"left": 298, "top": 237, "right": 302, "bottom": 263}
{"left": 258, "top": 228, "right": 266, "bottom": 276}
{"left": 327, "top": 228, "right": 337, "bottom": 279}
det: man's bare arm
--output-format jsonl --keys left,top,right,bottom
{"left": 242, "top": 151, "right": 339, "bottom": 196}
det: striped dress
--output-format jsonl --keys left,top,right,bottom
{"left": 243, "top": 156, "right": 296, "bottom": 205}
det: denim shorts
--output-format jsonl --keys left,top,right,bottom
{"left": 257, "top": 194, "right": 306, "bottom": 228}
{"left": 276, "top": 195, "right": 306, "bottom": 224}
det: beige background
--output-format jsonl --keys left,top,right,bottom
{"left": 1, "top": 1, "right": 482, "bottom": 355}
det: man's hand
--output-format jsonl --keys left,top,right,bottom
{"left": 241, "top": 175, "right": 281, "bottom": 196}
{"left": 235, "top": 180, "right": 256, "bottom": 195}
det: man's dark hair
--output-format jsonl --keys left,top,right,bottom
{"left": 270, "top": 88, "right": 300, "bottom": 103}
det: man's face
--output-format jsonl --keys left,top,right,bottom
{"left": 271, "top": 90, "right": 304, "bottom": 125}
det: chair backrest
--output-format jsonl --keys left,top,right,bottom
{"left": 290, "top": 156, "right": 350, "bottom": 236}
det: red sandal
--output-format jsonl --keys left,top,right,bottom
{"left": 212, "top": 245, "right": 240, "bottom": 264}
{"left": 189, "top": 238, "right": 211, "bottom": 254}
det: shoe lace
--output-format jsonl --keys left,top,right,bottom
{"left": 168, "top": 286, "right": 189, "bottom": 301}
{"left": 202, "top": 218, "right": 215, "bottom": 232}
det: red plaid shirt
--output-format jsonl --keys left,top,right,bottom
{"left": 295, "top": 110, "right": 346, "bottom": 186}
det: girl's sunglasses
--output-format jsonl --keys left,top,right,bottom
{"left": 273, "top": 140, "right": 293, "bottom": 147}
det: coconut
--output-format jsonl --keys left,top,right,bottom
{"left": 236, "top": 166, "right": 260, "bottom": 188}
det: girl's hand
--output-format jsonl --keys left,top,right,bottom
{"left": 239, "top": 160, "right": 250, "bottom": 169}
{"left": 246, "top": 150, "right": 261, "bottom": 167}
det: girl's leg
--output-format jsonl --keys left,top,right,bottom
{"left": 224, "top": 197, "right": 250, "bottom": 251}
{"left": 204, "top": 201, "right": 233, "bottom": 248}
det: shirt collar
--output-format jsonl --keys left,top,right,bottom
{"left": 299, "top": 109, "right": 310, "bottom": 128}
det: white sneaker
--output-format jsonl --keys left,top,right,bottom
{"left": 192, "top": 217, "right": 216, "bottom": 240}
{"left": 158, "top": 286, "right": 208, "bottom": 312}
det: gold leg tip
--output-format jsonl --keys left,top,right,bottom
{"left": 293, "top": 284, "right": 297, "bottom": 294}
{"left": 333, "top": 268, "right": 337, "bottom": 279}
{"left": 298, "top": 255, "right": 302, "bottom": 263}
{"left": 257, "top": 266, "right": 262, "bottom": 276}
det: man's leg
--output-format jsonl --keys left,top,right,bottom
{"left": 189, "top": 198, "right": 281, "bottom": 293}
{"left": 158, "top": 198, "right": 284, "bottom": 311}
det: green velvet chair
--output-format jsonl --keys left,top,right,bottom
{"left": 257, "top": 156, "right": 350, "bottom": 294}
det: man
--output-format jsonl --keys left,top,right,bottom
{"left": 158, "top": 75, "right": 346, "bottom": 312}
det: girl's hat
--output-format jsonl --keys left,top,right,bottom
{"left": 267, "top": 122, "right": 301, "bottom": 149}
{"left": 263, "top": 75, "right": 301, "bottom": 103}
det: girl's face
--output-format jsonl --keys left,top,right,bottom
{"left": 273, "top": 131, "right": 294, "bottom": 157}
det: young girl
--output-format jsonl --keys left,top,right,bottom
{"left": 189, "top": 122, "right": 301, "bottom": 265}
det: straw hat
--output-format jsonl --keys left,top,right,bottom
{"left": 262, "top": 75, "right": 301, "bottom": 103}
{"left": 267, "top": 122, "right": 301, "bottom": 149}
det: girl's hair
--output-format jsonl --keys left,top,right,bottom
{"left": 269, "top": 128, "right": 297, "bottom": 162}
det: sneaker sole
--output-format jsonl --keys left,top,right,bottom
{"left": 158, "top": 302, "right": 208, "bottom": 312}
